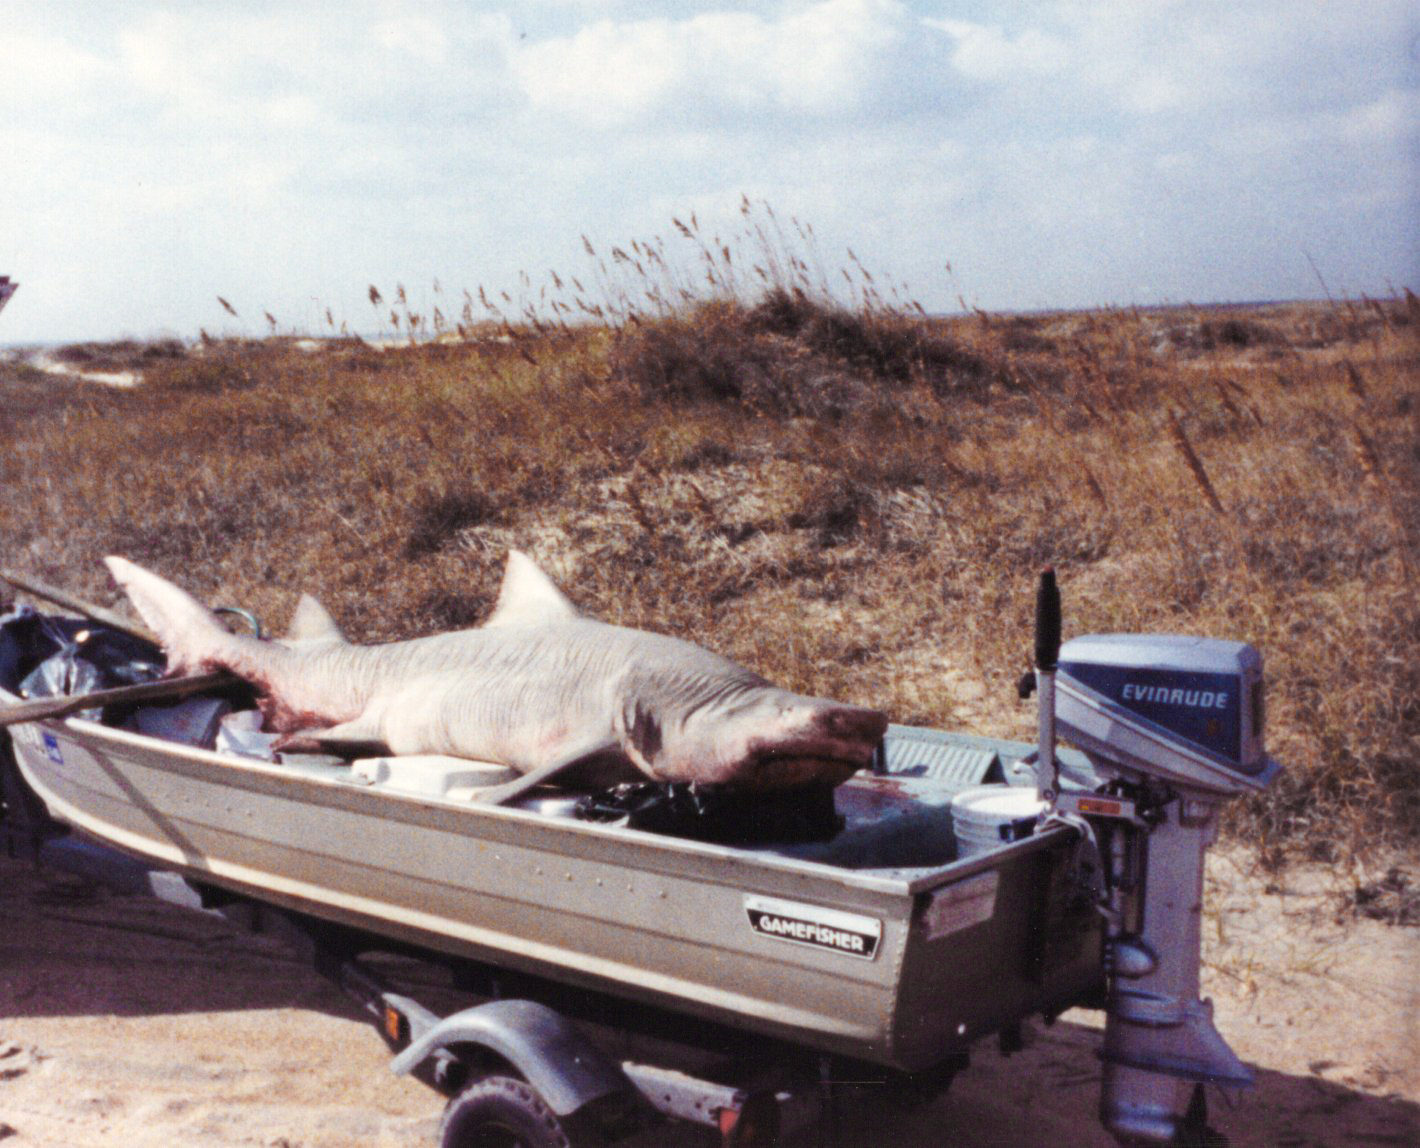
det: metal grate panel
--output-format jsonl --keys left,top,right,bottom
{"left": 880, "top": 724, "right": 1005, "bottom": 788}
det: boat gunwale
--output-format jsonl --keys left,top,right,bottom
{"left": 4, "top": 684, "right": 1076, "bottom": 901}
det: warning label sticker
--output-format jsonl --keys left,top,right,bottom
{"left": 744, "top": 895, "right": 882, "bottom": 961}
{"left": 918, "top": 871, "right": 999, "bottom": 941}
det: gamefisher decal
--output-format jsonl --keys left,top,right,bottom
{"left": 744, "top": 894, "right": 882, "bottom": 960}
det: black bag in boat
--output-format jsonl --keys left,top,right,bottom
{"left": 575, "top": 780, "right": 842, "bottom": 845}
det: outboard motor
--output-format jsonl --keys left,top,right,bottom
{"left": 1026, "top": 570, "right": 1281, "bottom": 1144}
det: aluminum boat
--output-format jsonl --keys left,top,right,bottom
{"left": 2, "top": 667, "right": 1100, "bottom": 1071}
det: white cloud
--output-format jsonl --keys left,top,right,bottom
{"left": 0, "top": 1, "right": 1414, "bottom": 343}
{"left": 1336, "top": 88, "right": 1420, "bottom": 145}
{"left": 930, "top": 1, "right": 1418, "bottom": 121}
{"left": 0, "top": 30, "right": 113, "bottom": 106}
{"left": 373, "top": 17, "right": 451, "bottom": 65}
{"left": 511, "top": 0, "right": 917, "bottom": 127}
{"left": 926, "top": 18, "right": 1068, "bottom": 81}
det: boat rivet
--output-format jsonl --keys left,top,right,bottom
{"left": 564, "top": 872, "right": 573, "bottom": 881}
{"left": 957, "top": 1023, "right": 967, "bottom": 1036}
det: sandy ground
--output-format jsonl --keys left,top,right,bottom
{"left": 0, "top": 335, "right": 451, "bottom": 393}
{"left": 0, "top": 846, "right": 1415, "bottom": 1148}
{"left": 0, "top": 348, "right": 139, "bottom": 388}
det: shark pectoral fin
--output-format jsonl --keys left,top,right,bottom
{"left": 473, "top": 736, "right": 623, "bottom": 806}
{"left": 286, "top": 593, "right": 348, "bottom": 644}
{"left": 289, "top": 714, "right": 391, "bottom": 757}
{"left": 483, "top": 550, "right": 581, "bottom": 628}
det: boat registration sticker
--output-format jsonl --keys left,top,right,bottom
{"left": 919, "top": 872, "right": 999, "bottom": 941}
{"left": 743, "top": 895, "right": 882, "bottom": 960}
{"left": 8, "top": 723, "right": 39, "bottom": 753}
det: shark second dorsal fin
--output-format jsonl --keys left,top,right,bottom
{"left": 286, "top": 593, "right": 348, "bottom": 644}
{"left": 485, "top": 550, "right": 580, "bottom": 628}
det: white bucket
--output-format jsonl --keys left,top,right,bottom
{"left": 951, "top": 786, "right": 1048, "bottom": 858}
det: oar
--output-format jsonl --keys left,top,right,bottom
{"left": 1, "top": 568, "right": 241, "bottom": 727}
{"left": 1, "top": 567, "right": 157, "bottom": 644}
{"left": 0, "top": 671, "right": 232, "bottom": 728}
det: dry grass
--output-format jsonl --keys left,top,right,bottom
{"left": 1, "top": 230, "right": 1416, "bottom": 860}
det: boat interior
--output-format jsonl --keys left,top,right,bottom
{"left": 1, "top": 606, "right": 1052, "bottom": 877}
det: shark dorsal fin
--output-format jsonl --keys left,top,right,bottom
{"left": 485, "top": 550, "right": 580, "bottom": 628}
{"left": 286, "top": 593, "right": 348, "bottom": 644}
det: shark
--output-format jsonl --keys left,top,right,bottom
{"left": 103, "top": 552, "right": 888, "bottom": 792}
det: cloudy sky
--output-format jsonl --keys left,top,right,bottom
{"left": 2, "top": 1, "right": 1416, "bottom": 344}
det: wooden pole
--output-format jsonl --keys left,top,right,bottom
{"left": 0, "top": 569, "right": 239, "bottom": 724}
{"left": 0, "top": 672, "right": 231, "bottom": 728}
{"left": 1, "top": 568, "right": 155, "bottom": 645}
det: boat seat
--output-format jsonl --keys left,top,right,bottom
{"left": 349, "top": 755, "right": 519, "bottom": 799}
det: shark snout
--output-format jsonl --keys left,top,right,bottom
{"left": 812, "top": 703, "right": 889, "bottom": 746}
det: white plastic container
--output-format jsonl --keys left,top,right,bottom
{"left": 350, "top": 755, "right": 519, "bottom": 797}
{"left": 950, "top": 786, "right": 1047, "bottom": 858}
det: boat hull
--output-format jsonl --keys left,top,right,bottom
{"left": 5, "top": 708, "right": 1103, "bottom": 1071}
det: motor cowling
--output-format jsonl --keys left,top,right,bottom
{"left": 1055, "top": 634, "right": 1280, "bottom": 796}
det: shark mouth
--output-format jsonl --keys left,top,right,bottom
{"left": 742, "top": 706, "right": 889, "bottom": 789}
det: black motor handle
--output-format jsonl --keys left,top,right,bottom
{"left": 1035, "top": 567, "right": 1061, "bottom": 671}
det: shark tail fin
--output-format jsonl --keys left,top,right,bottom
{"left": 104, "top": 556, "right": 248, "bottom": 676}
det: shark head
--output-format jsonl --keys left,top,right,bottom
{"left": 629, "top": 685, "right": 889, "bottom": 790}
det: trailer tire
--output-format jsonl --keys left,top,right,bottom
{"left": 440, "top": 1075, "right": 595, "bottom": 1148}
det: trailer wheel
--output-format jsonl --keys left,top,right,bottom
{"left": 440, "top": 1075, "right": 587, "bottom": 1148}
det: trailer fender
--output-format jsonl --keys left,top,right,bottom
{"left": 388, "top": 998, "right": 629, "bottom": 1116}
